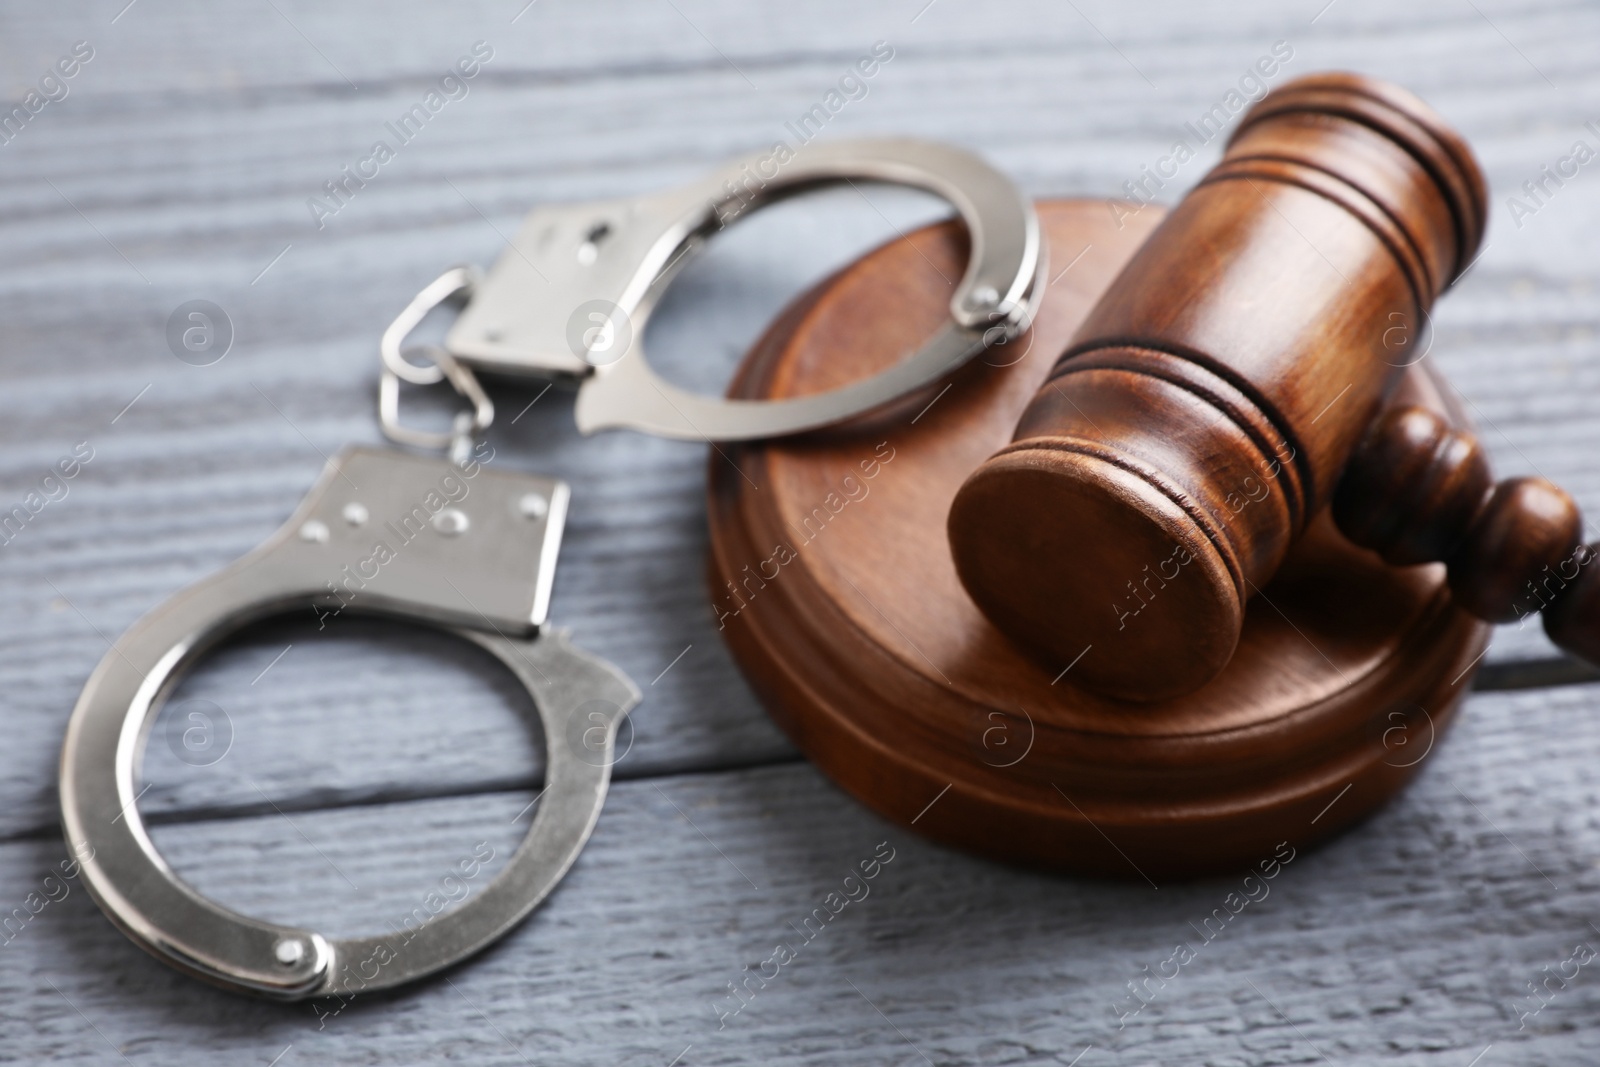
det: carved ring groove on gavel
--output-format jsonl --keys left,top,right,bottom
{"left": 948, "top": 72, "right": 1600, "bottom": 702}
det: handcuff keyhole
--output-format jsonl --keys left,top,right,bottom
{"left": 576, "top": 221, "right": 611, "bottom": 266}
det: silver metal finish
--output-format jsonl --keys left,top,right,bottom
{"left": 381, "top": 266, "right": 482, "bottom": 386}
{"left": 58, "top": 448, "right": 638, "bottom": 1000}
{"left": 378, "top": 267, "right": 495, "bottom": 461}
{"left": 443, "top": 137, "right": 1043, "bottom": 440}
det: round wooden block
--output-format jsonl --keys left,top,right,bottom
{"left": 706, "top": 199, "right": 1490, "bottom": 879}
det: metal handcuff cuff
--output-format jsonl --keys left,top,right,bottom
{"left": 58, "top": 138, "right": 1043, "bottom": 999}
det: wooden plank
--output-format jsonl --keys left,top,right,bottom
{"left": 0, "top": 0, "right": 1596, "bottom": 845}
{"left": 6, "top": 681, "right": 1600, "bottom": 1064}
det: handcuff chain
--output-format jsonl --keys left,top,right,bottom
{"left": 377, "top": 266, "right": 494, "bottom": 465}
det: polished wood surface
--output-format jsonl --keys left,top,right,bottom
{"left": 1447, "top": 478, "right": 1581, "bottom": 621}
{"left": 947, "top": 73, "right": 1489, "bottom": 702}
{"left": 1332, "top": 404, "right": 1493, "bottom": 565}
{"left": 13, "top": 5, "right": 1600, "bottom": 1062}
{"left": 1544, "top": 549, "right": 1600, "bottom": 665}
{"left": 707, "top": 198, "right": 1489, "bottom": 876}
{"left": 1335, "top": 403, "right": 1596, "bottom": 637}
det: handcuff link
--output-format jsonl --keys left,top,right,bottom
{"left": 377, "top": 265, "right": 494, "bottom": 467}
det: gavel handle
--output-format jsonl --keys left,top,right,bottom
{"left": 1333, "top": 404, "right": 1600, "bottom": 663}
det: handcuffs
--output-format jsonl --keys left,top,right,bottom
{"left": 58, "top": 138, "right": 1043, "bottom": 999}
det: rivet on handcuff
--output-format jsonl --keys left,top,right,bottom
{"left": 57, "top": 137, "right": 1041, "bottom": 999}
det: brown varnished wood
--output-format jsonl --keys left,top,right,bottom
{"left": 706, "top": 198, "right": 1489, "bottom": 877}
{"left": 1448, "top": 478, "right": 1582, "bottom": 621}
{"left": 946, "top": 73, "right": 1489, "bottom": 702}
{"left": 1544, "top": 546, "right": 1600, "bottom": 664}
{"left": 1334, "top": 403, "right": 1599, "bottom": 640}
{"left": 1332, "top": 404, "right": 1492, "bottom": 565}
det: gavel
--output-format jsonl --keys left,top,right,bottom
{"left": 948, "top": 72, "right": 1600, "bottom": 703}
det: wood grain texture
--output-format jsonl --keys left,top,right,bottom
{"left": 0, "top": 0, "right": 1596, "bottom": 833}
{"left": 950, "top": 72, "right": 1486, "bottom": 700}
{"left": 707, "top": 198, "right": 1489, "bottom": 874}
{"left": 1, "top": 0, "right": 1599, "bottom": 1061}
{"left": 1334, "top": 404, "right": 1600, "bottom": 660}
{"left": 1447, "top": 477, "right": 1582, "bottom": 621}
{"left": 1334, "top": 402, "right": 1494, "bottom": 565}
{"left": 6, "top": 683, "right": 1600, "bottom": 1065}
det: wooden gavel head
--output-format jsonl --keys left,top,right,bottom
{"left": 949, "top": 72, "right": 1508, "bottom": 701}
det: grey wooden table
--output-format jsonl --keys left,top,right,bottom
{"left": 3, "top": 1, "right": 1600, "bottom": 1063}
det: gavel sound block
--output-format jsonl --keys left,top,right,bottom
{"left": 707, "top": 195, "right": 1486, "bottom": 877}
